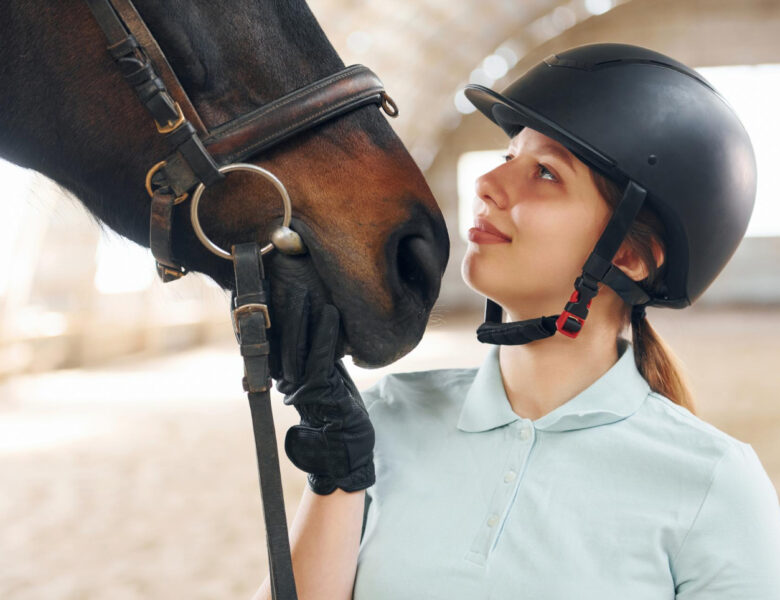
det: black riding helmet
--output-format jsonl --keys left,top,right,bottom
{"left": 464, "top": 43, "right": 757, "bottom": 345}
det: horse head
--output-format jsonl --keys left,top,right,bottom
{"left": 0, "top": 0, "right": 450, "bottom": 367}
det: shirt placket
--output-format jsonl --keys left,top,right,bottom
{"left": 465, "top": 419, "right": 536, "bottom": 566}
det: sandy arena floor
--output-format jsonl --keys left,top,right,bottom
{"left": 1, "top": 305, "right": 779, "bottom": 599}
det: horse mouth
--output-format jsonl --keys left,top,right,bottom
{"left": 265, "top": 206, "right": 447, "bottom": 369}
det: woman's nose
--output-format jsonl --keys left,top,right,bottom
{"left": 475, "top": 165, "right": 509, "bottom": 210}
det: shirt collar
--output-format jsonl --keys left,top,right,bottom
{"left": 457, "top": 337, "right": 650, "bottom": 433}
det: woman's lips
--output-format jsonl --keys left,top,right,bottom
{"left": 468, "top": 218, "right": 512, "bottom": 244}
{"left": 467, "top": 228, "right": 511, "bottom": 244}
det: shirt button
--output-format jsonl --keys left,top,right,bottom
{"left": 487, "top": 515, "right": 499, "bottom": 527}
{"left": 504, "top": 470, "right": 517, "bottom": 483}
{"left": 519, "top": 427, "right": 532, "bottom": 441}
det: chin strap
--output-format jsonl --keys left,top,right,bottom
{"left": 477, "top": 180, "right": 652, "bottom": 346}
{"left": 476, "top": 299, "right": 559, "bottom": 345}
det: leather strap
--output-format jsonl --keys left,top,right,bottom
{"left": 164, "top": 122, "right": 223, "bottom": 188}
{"left": 85, "top": 0, "right": 220, "bottom": 183}
{"left": 86, "top": 0, "right": 183, "bottom": 133}
{"left": 156, "top": 65, "right": 390, "bottom": 195}
{"left": 86, "top": 0, "right": 222, "bottom": 277}
{"left": 100, "top": 0, "right": 207, "bottom": 134}
{"left": 232, "top": 243, "right": 298, "bottom": 600}
{"left": 149, "top": 189, "right": 187, "bottom": 281}
{"left": 206, "top": 65, "right": 386, "bottom": 163}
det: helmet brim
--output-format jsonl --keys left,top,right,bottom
{"left": 464, "top": 84, "right": 623, "bottom": 183}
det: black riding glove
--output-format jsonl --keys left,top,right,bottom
{"left": 270, "top": 256, "right": 375, "bottom": 495}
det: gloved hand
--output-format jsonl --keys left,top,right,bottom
{"left": 270, "top": 256, "right": 375, "bottom": 495}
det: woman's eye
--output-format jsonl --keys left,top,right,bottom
{"left": 502, "top": 155, "right": 557, "bottom": 181}
{"left": 537, "top": 163, "right": 557, "bottom": 182}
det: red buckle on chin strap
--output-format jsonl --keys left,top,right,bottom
{"left": 555, "top": 290, "right": 593, "bottom": 339}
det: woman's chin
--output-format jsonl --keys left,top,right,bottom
{"left": 460, "top": 267, "right": 498, "bottom": 301}
{"left": 461, "top": 253, "right": 505, "bottom": 295}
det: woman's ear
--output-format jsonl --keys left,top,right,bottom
{"left": 613, "top": 239, "right": 665, "bottom": 282}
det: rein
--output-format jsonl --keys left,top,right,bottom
{"left": 83, "top": 1, "right": 399, "bottom": 597}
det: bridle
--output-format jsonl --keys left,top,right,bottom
{"left": 84, "top": 1, "right": 399, "bottom": 598}
{"left": 85, "top": 0, "right": 397, "bottom": 280}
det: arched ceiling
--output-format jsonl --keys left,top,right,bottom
{"left": 308, "top": 0, "right": 631, "bottom": 169}
{"left": 308, "top": 0, "right": 780, "bottom": 174}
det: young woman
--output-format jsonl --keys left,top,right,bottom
{"left": 255, "top": 43, "right": 780, "bottom": 600}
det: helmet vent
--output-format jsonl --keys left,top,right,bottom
{"left": 545, "top": 53, "right": 716, "bottom": 93}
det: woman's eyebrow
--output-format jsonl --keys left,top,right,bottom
{"left": 508, "top": 140, "right": 578, "bottom": 174}
{"left": 536, "top": 143, "right": 577, "bottom": 173}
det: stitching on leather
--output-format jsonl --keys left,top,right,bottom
{"left": 210, "top": 67, "right": 360, "bottom": 136}
{"left": 218, "top": 93, "right": 382, "bottom": 164}
{"left": 207, "top": 66, "right": 378, "bottom": 140}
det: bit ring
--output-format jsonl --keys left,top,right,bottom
{"left": 190, "top": 163, "right": 292, "bottom": 260}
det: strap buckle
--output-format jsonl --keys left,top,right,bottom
{"left": 155, "top": 261, "right": 187, "bottom": 282}
{"left": 145, "top": 160, "right": 189, "bottom": 204}
{"left": 155, "top": 101, "right": 186, "bottom": 134}
{"left": 555, "top": 278, "right": 597, "bottom": 339}
{"left": 232, "top": 303, "right": 272, "bottom": 341}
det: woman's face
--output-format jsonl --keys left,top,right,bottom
{"left": 461, "top": 127, "right": 613, "bottom": 321}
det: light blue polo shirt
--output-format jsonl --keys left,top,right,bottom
{"left": 353, "top": 337, "right": 780, "bottom": 599}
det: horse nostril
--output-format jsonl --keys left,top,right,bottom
{"left": 396, "top": 235, "right": 440, "bottom": 308}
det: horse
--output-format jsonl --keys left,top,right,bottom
{"left": 0, "top": 0, "right": 450, "bottom": 370}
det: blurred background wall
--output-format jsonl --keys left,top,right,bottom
{"left": 1, "top": 1, "right": 779, "bottom": 598}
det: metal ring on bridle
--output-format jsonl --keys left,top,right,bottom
{"left": 380, "top": 92, "right": 399, "bottom": 118}
{"left": 190, "top": 163, "right": 292, "bottom": 260}
{"left": 145, "top": 160, "right": 189, "bottom": 205}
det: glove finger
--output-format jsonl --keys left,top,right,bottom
{"left": 280, "top": 288, "right": 310, "bottom": 384}
{"left": 303, "top": 303, "right": 340, "bottom": 382}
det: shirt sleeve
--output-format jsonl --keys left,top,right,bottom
{"left": 672, "top": 442, "right": 780, "bottom": 598}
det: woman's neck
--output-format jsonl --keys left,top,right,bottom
{"left": 498, "top": 323, "right": 621, "bottom": 421}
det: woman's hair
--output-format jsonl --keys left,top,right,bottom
{"left": 590, "top": 170, "right": 697, "bottom": 414}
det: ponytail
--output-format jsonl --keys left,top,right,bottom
{"left": 631, "top": 316, "right": 697, "bottom": 414}
{"left": 591, "top": 170, "right": 697, "bottom": 414}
